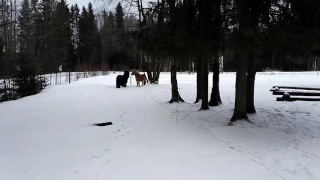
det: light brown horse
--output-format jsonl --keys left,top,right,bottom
{"left": 131, "top": 69, "right": 148, "bottom": 86}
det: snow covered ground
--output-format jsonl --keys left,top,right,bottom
{"left": 1, "top": 71, "right": 320, "bottom": 180}
{"left": 0, "top": 71, "right": 108, "bottom": 101}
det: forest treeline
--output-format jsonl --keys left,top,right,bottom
{"left": 1, "top": 0, "right": 320, "bottom": 123}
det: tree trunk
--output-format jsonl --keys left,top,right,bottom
{"left": 155, "top": 60, "right": 161, "bottom": 83}
{"left": 246, "top": 51, "right": 256, "bottom": 113}
{"left": 143, "top": 55, "right": 153, "bottom": 82}
{"left": 194, "top": 54, "right": 202, "bottom": 103}
{"left": 169, "top": 58, "right": 184, "bottom": 103}
{"left": 152, "top": 57, "right": 156, "bottom": 83}
{"left": 209, "top": 54, "right": 222, "bottom": 106}
{"left": 188, "top": 58, "right": 191, "bottom": 74}
{"left": 146, "top": 70, "right": 153, "bottom": 82}
{"left": 209, "top": 0, "right": 222, "bottom": 106}
{"left": 230, "top": 55, "right": 249, "bottom": 123}
{"left": 200, "top": 54, "right": 209, "bottom": 110}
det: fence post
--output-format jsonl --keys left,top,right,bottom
{"left": 69, "top": 72, "right": 71, "bottom": 84}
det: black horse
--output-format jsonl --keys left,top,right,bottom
{"left": 116, "top": 71, "right": 130, "bottom": 88}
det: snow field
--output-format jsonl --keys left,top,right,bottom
{"left": 0, "top": 71, "right": 320, "bottom": 180}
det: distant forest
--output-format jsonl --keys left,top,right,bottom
{"left": 1, "top": 0, "right": 319, "bottom": 76}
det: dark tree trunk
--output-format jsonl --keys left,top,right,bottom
{"left": 147, "top": 55, "right": 153, "bottom": 82}
{"left": 229, "top": 0, "right": 253, "bottom": 124}
{"left": 246, "top": 51, "right": 256, "bottom": 113}
{"left": 209, "top": 55, "right": 222, "bottom": 106}
{"left": 217, "top": 87, "right": 221, "bottom": 102}
{"left": 188, "top": 58, "right": 191, "bottom": 74}
{"left": 209, "top": 0, "right": 222, "bottom": 106}
{"left": 200, "top": 54, "right": 209, "bottom": 110}
{"left": 146, "top": 71, "right": 152, "bottom": 82}
{"left": 244, "top": 0, "right": 260, "bottom": 113}
{"left": 194, "top": 54, "right": 202, "bottom": 103}
{"left": 153, "top": 58, "right": 156, "bottom": 83}
{"left": 230, "top": 55, "right": 249, "bottom": 123}
{"left": 169, "top": 58, "right": 184, "bottom": 103}
{"left": 143, "top": 55, "right": 153, "bottom": 83}
{"left": 155, "top": 60, "right": 161, "bottom": 83}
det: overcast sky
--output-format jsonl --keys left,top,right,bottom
{"left": 65, "top": 0, "right": 141, "bottom": 14}
{"left": 66, "top": 0, "right": 90, "bottom": 9}
{"left": 66, "top": 0, "right": 112, "bottom": 10}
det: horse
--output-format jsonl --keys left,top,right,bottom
{"left": 131, "top": 69, "right": 148, "bottom": 86}
{"left": 116, "top": 71, "right": 130, "bottom": 88}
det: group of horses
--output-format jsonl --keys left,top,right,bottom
{"left": 116, "top": 69, "right": 148, "bottom": 88}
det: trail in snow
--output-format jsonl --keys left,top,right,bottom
{"left": 0, "top": 72, "right": 320, "bottom": 180}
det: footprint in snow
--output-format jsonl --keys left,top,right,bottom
{"left": 104, "top": 148, "right": 110, "bottom": 153}
{"left": 90, "top": 153, "right": 101, "bottom": 159}
{"left": 101, "top": 160, "right": 111, "bottom": 166}
{"left": 73, "top": 170, "right": 80, "bottom": 174}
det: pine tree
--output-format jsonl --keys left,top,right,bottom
{"left": 79, "top": 6, "right": 88, "bottom": 69}
{"left": 78, "top": 3, "right": 99, "bottom": 69}
{"left": 13, "top": 0, "right": 46, "bottom": 99}
{"left": 101, "top": 11, "right": 116, "bottom": 69}
{"left": 18, "top": 0, "right": 32, "bottom": 56}
{"left": 30, "top": 0, "right": 39, "bottom": 65}
{"left": 101, "top": 10, "right": 108, "bottom": 70}
{"left": 53, "top": 0, "right": 73, "bottom": 71}
{"left": 37, "top": 0, "right": 55, "bottom": 72}
{"left": 13, "top": 54, "right": 46, "bottom": 98}
{"left": 70, "top": 4, "right": 80, "bottom": 70}
{"left": 115, "top": 2, "right": 125, "bottom": 52}
{"left": 87, "top": 3, "right": 99, "bottom": 68}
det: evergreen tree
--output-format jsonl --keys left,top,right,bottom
{"left": 87, "top": 3, "right": 100, "bottom": 67}
{"left": 13, "top": 54, "right": 46, "bottom": 98}
{"left": 30, "top": 0, "right": 39, "bottom": 64}
{"left": 78, "top": 3, "right": 99, "bottom": 70}
{"left": 79, "top": 6, "right": 88, "bottom": 69}
{"left": 70, "top": 4, "right": 80, "bottom": 70}
{"left": 115, "top": 2, "right": 125, "bottom": 52}
{"left": 52, "top": 0, "right": 73, "bottom": 71}
{"left": 101, "top": 11, "right": 117, "bottom": 70}
{"left": 18, "top": 0, "right": 32, "bottom": 56}
{"left": 12, "top": 0, "right": 46, "bottom": 99}
{"left": 107, "top": 11, "right": 117, "bottom": 67}
{"left": 100, "top": 10, "right": 108, "bottom": 70}
{"left": 37, "top": 0, "right": 55, "bottom": 72}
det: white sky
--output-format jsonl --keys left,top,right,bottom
{"left": 65, "top": 0, "right": 89, "bottom": 9}
{"left": 65, "top": 0, "right": 143, "bottom": 15}
{"left": 66, "top": 0, "right": 115, "bottom": 11}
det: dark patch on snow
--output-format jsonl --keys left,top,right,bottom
{"left": 93, "top": 122, "right": 113, "bottom": 126}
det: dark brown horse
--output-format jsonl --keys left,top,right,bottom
{"left": 131, "top": 69, "right": 148, "bottom": 86}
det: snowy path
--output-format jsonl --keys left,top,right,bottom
{"left": 1, "top": 73, "right": 320, "bottom": 180}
